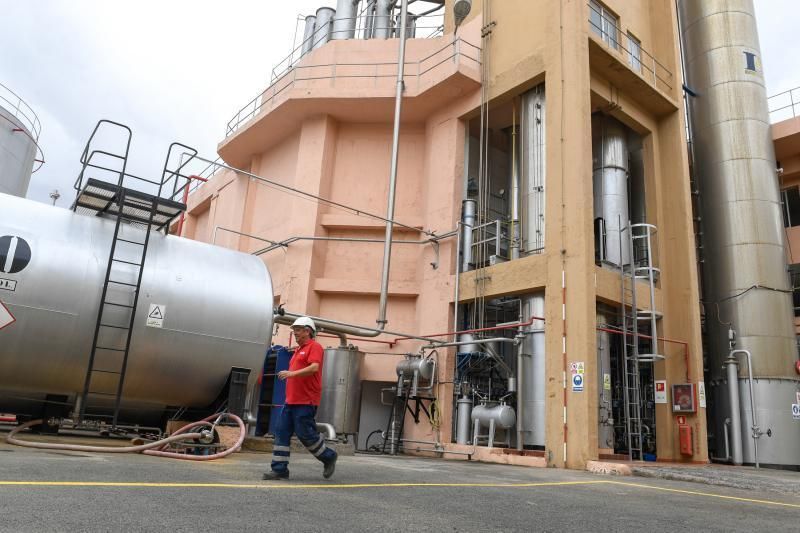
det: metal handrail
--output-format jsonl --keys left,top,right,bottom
{"left": 226, "top": 36, "right": 480, "bottom": 137}
{"left": 768, "top": 85, "right": 800, "bottom": 122}
{"left": 587, "top": 2, "right": 674, "bottom": 94}
{"left": 0, "top": 81, "right": 41, "bottom": 141}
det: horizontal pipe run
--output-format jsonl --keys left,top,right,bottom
{"left": 394, "top": 314, "right": 546, "bottom": 343}
{"left": 275, "top": 310, "right": 448, "bottom": 344}
{"left": 252, "top": 233, "right": 455, "bottom": 256}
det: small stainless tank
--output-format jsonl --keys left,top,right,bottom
{"left": 396, "top": 357, "right": 435, "bottom": 380}
{"left": 0, "top": 83, "right": 39, "bottom": 198}
{"left": 456, "top": 396, "right": 473, "bottom": 444}
{"left": 313, "top": 7, "right": 336, "bottom": 50}
{"left": 0, "top": 193, "right": 273, "bottom": 422}
{"left": 472, "top": 403, "right": 516, "bottom": 429}
{"left": 317, "top": 345, "right": 365, "bottom": 435}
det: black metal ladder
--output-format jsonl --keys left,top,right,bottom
{"left": 79, "top": 189, "right": 158, "bottom": 427}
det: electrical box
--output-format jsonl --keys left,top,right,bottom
{"left": 679, "top": 425, "right": 693, "bottom": 456}
{"left": 671, "top": 383, "right": 696, "bottom": 413}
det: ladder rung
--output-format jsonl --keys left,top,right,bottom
{"left": 112, "top": 259, "right": 143, "bottom": 267}
{"left": 103, "top": 301, "right": 135, "bottom": 309}
{"left": 116, "top": 238, "right": 145, "bottom": 246}
{"left": 91, "top": 369, "right": 121, "bottom": 375}
{"left": 95, "top": 346, "right": 126, "bottom": 352}
{"left": 107, "top": 280, "right": 138, "bottom": 288}
{"left": 88, "top": 391, "right": 117, "bottom": 397}
{"left": 99, "top": 323, "right": 130, "bottom": 330}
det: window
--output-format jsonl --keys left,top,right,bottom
{"left": 781, "top": 187, "right": 800, "bottom": 228}
{"left": 789, "top": 264, "right": 800, "bottom": 317}
{"left": 590, "top": 0, "right": 619, "bottom": 50}
{"left": 628, "top": 32, "right": 642, "bottom": 73}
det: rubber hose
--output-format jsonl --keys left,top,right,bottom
{"left": 6, "top": 413, "right": 246, "bottom": 461}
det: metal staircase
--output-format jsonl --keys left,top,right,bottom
{"left": 619, "top": 222, "right": 664, "bottom": 460}
{"left": 71, "top": 120, "right": 197, "bottom": 427}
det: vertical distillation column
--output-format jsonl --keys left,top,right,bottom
{"left": 679, "top": 0, "right": 799, "bottom": 467}
{"left": 520, "top": 85, "right": 546, "bottom": 256}
{"left": 592, "top": 114, "right": 630, "bottom": 267}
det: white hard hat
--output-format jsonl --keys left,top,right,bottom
{"left": 291, "top": 316, "right": 316, "bottom": 333}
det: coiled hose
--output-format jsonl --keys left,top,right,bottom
{"left": 5, "top": 413, "right": 246, "bottom": 461}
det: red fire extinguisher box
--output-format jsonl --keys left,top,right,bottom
{"left": 679, "top": 425, "right": 693, "bottom": 456}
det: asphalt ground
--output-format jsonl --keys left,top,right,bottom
{"left": 0, "top": 436, "right": 798, "bottom": 532}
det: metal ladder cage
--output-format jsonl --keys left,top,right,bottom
{"left": 618, "top": 221, "right": 664, "bottom": 460}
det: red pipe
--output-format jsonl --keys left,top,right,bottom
{"left": 176, "top": 174, "right": 208, "bottom": 236}
{"left": 596, "top": 326, "right": 690, "bottom": 381}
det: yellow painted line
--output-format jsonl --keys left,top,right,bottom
{"left": 0, "top": 480, "right": 607, "bottom": 490}
{"left": 608, "top": 481, "right": 800, "bottom": 509}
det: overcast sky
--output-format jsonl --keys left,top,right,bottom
{"left": 1, "top": 1, "right": 797, "bottom": 205}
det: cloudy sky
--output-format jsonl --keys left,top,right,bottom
{"left": 1, "top": 1, "right": 798, "bottom": 205}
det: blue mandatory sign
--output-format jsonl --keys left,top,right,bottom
{"left": 572, "top": 373, "right": 584, "bottom": 392}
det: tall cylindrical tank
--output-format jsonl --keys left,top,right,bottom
{"left": 596, "top": 311, "right": 614, "bottom": 450}
{"left": 0, "top": 83, "right": 39, "bottom": 198}
{"left": 0, "top": 193, "right": 273, "bottom": 423}
{"left": 456, "top": 396, "right": 473, "bottom": 444}
{"left": 520, "top": 84, "right": 546, "bottom": 255}
{"left": 332, "top": 0, "right": 360, "bottom": 40}
{"left": 316, "top": 345, "right": 365, "bottom": 435}
{"left": 364, "top": 0, "right": 377, "bottom": 39}
{"left": 374, "top": 0, "right": 393, "bottom": 39}
{"left": 301, "top": 15, "right": 317, "bottom": 56}
{"left": 592, "top": 114, "right": 630, "bottom": 267}
{"left": 519, "top": 293, "right": 545, "bottom": 446}
{"left": 395, "top": 12, "right": 416, "bottom": 39}
{"left": 679, "top": 0, "right": 800, "bottom": 467}
{"left": 312, "top": 7, "right": 336, "bottom": 50}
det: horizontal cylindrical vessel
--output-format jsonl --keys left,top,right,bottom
{"left": 396, "top": 357, "right": 435, "bottom": 380}
{"left": 316, "top": 346, "right": 365, "bottom": 434}
{"left": 0, "top": 193, "right": 273, "bottom": 423}
{"left": 472, "top": 403, "right": 516, "bottom": 429}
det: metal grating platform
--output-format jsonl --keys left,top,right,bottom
{"left": 73, "top": 178, "right": 186, "bottom": 230}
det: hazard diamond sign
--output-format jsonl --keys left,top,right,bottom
{"left": 0, "top": 300, "right": 16, "bottom": 331}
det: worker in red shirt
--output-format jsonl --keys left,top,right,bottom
{"left": 263, "top": 316, "right": 338, "bottom": 480}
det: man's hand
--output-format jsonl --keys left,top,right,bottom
{"left": 277, "top": 370, "right": 293, "bottom": 380}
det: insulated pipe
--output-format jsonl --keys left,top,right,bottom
{"left": 724, "top": 356, "right": 744, "bottom": 466}
{"left": 461, "top": 199, "right": 476, "bottom": 272}
{"left": 301, "top": 15, "right": 317, "bottom": 55}
{"left": 374, "top": 0, "right": 393, "bottom": 39}
{"left": 332, "top": 0, "right": 360, "bottom": 40}
{"left": 377, "top": 0, "right": 409, "bottom": 328}
{"left": 730, "top": 349, "right": 760, "bottom": 468}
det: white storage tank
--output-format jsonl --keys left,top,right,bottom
{"left": 0, "top": 83, "right": 40, "bottom": 197}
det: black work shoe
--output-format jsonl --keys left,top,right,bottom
{"left": 322, "top": 452, "right": 338, "bottom": 479}
{"left": 262, "top": 470, "right": 289, "bottom": 481}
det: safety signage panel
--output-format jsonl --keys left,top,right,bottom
{"left": 603, "top": 373, "right": 611, "bottom": 391}
{"left": 0, "top": 236, "right": 32, "bottom": 274}
{"left": 146, "top": 304, "right": 165, "bottom": 328}
{"left": 570, "top": 361, "right": 584, "bottom": 392}
{"left": 654, "top": 380, "right": 667, "bottom": 404}
{"left": 792, "top": 404, "right": 800, "bottom": 421}
{"left": 0, "top": 278, "right": 16, "bottom": 292}
{"left": 698, "top": 381, "right": 707, "bottom": 408}
{"left": 0, "top": 301, "right": 16, "bottom": 331}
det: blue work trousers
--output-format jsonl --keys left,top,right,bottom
{"left": 270, "top": 404, "right": 335, "bottom": 473}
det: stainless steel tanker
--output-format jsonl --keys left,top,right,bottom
{"left": 0, "top": 193, "right": 273, "bottom": 424}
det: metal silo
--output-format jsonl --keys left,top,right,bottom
{"left": 0, "top": 193, "right": 273, "bottom": 425}
{"left": 592, "top": 114, "right": 630, "bottom": 267}
{"left": 0, "top": 83, "right": 40, "bottom": 198}
{"left": 679, "top": 0, "right": 800, "bottom": 467}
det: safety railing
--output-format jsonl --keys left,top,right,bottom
{"left": 769, "top": 86, "right": 800, "bottom": 123}
{"left": 587, "top": 2, "right": 674, "bottom": 95}
{"left": 271, "top": 11, "right": 447, "bottom": 85}
{"left": 471, "top": 219, "right": 514, "bottom": 266}
{"left": 226, "top": 36, "right": 480, "bottom": 137}
{"left": 0, "top": 81, "right": 41, "bottom": 141}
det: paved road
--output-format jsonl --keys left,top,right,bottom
{"left": 0, "top": 441, "right": 797, "bottom": 532}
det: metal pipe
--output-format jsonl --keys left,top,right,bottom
{"left": 252, "top": 232, "right": 456, "bottom": 256}
{"left": 316, "top": 422, "right": 337, "bottom": 441}
{"left": 377, "top": 0, "right": 409, "bottom": 329}
{"left": 364, "top": 0, "right": 377, "bottom": 39}
{"left": 730, "top": 349, "right": 760, "bottom": 468}
{"left": 193, "top": 156, "right": 434, "bottom": 237}
{"left": 509, "top": 107, "right": 521, "bottom": 260}
{"left": 515, "top": 338, "right": 524, "bottom": 450}
{"left": 461, "top": 199, "right": 476, "bottom": 272}
{"left": 724, "top": 355, "right": 744, "bottom": 466}
{"left": 301, "top": 15, "right": 317, "bottom": 55}
{"left": 724, "top": 418, "right": 731, "bottom": 461}
{"left": 374, "top": 0, "right": 393, "bottom": 39}
{"left": 453, "top": 221, "right": 463, "bottom": 335}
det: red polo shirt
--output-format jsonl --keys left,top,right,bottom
{"left": 285, "top": 339, "right": 325, "bottom": 405}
